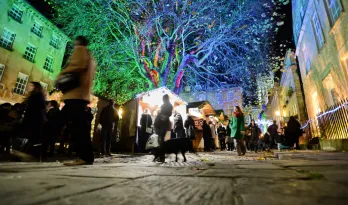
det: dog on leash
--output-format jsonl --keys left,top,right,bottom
{"left": 152, "top": 138, "right": 193, "bottom": 162}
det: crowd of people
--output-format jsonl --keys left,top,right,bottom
{"left": 0, "top": 36, "right": 98, "bottom": 166}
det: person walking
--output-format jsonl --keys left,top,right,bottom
{"left": 21, "top": 82, "right": 47, "bottom": 157}
{"left": 217, "top": 123, "right": 226, "bottom": 151}
{"left": 60, "top": 36, "right": 96, "bottom": 166}
{"left": 267, "top": 120, "right": 278, "bottom": 149}
{"left": 139, "top": 108, "right": 153, "bottom": 153}
{"left": 229, "top": 106, "right": 246, "bottom": 156}
{"left": 287, "top": 116, "right": 302, "bottom": 150}
{"left": 99, "top": 100, "right": 118, "bottom": 157}
{"left": 202, "top": 120, "right": 212, "bottom": 152}
{"left": 42, "top": 100, "right": 62, "bottom": 158}
{"left": 248, "top": 119, "right": 261, "bottom": 153}
{"left": 154, "top": 94, "right": 173, "bottom": 162}
{"left": 184, "top": 115, "right": 195, "bottom": 139}
{"left": 173, "top": 111, "right": 185, "bottom": 138}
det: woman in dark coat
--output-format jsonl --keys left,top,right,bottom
{"left": 154, "top": 94, "right": 173, "bottom": 162}
{"left": 139, "top": 108, "right": 153, "bottom": 152}
{"left": 286, "top": 116, "right": 302, "bottom": 149}
{"left": 248, "top": 119, "right": 261, "bottom": 153}
{"left": 173, "top": 111, "right": 185, "bottom": 138}
{"left": 225, "top": 120, "right": 233, "bottom": 151}
{"left": 202, "top": 120, "right": 212, "bottom": 152}
{"left": 184, "top": 115, "right": 195, "bottom": 139}
{"left": 21, "top": 82, "right": 46, "bottom": 156}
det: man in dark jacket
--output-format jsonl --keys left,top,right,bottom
{"left": 267, "top": 120, "right": 278, "bottom": 149}
{"left": 99, "top": 100, "right": 118, "bottom": 157}
{"left": 139, "top": 108, "right": 152, "bottom": 153}
{"left": 217, "top": 123, "right": 226, "bottom": 151}
{"left": 202, "top": 120, "right": 212, "bottom": 152}
{"left": 286, "top": 116, "right": 302, "bottom": 150}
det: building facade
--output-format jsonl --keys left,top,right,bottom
{"left": 268, "top": 50, "right": 308, "bottom": 124}
{"left": 292, "top": 0, "right": 348, "bottom": 136}
{"left": 0, "top": 0, "right": 69, "bottom": 104}
{"left": 180, "top": 86, "right": 243, "bottom": 117}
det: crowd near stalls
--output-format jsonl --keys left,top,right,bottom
{"left": 117, "top": 87, "right": 187, "bottom": 153}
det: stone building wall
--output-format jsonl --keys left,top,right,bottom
{"left": 293, "top": 0, "right": 348, "bottom": 128}
{"left": 0, "top": 0, "right": 69, "bottom": 104}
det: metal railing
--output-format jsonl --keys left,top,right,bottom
{"left": 317, "top": 99, "right": 348, "bottom": 140}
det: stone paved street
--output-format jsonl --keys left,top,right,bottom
{"left": 1, "top": 151, "right": 348, "bottom": 205}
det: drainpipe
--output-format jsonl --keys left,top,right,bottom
{"left": 295, "top": 56, "right": 309, "bottom": 119}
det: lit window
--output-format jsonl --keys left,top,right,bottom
{"left": 40, "top": 81, "right": 48, "bottom": 90}
{"left": 0, "top": 64, "right": 5, "bottom": 81}
{"left": 0, "top": 29, "right": 16, "bottom": 50}
{"left": 327, "top": 0, "right": 342, "bottom": 24}
{"left": 13, "top": 72, "right": 28, "bottom": 95}
{"left": 50, "top": 36, "right": 59, "bottom": 49}
{"left": 216, "top": 92, "right": 222, "bottom": 102}
{"left": 24, "top": 44, "right": 37, "bottom": 62}
{"left": 227, "top": 91, "right": 233, "bottom": 101}
{"left": 312, "top": 12, "right": 324, "bottom": 49}
{"left": 8, "top": 5, "right": 23, "bottom": 23}
{"left": 43, "top": 56, "right": 53, "bottom": 72}
{"left": 31, "top": 22, "right": 43, "bottom": 37}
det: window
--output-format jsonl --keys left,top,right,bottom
{"left": 50, "top": 36, "right": 59, "bottom": 49}
{"left": 40, "top": 81, "right": 48, "bottom": 90}
{"left": 43, "top": 56, "right": 53, "bottom": 72}
{"left": 227, "top": 91, "right": 233, "bottom": 101}
{"left": 216, "top": 92, "right": 223, "bottom": 102}
{"left": 0, "top": 29, "right": 16, "bottom": 50}
{"left": 8, "top": 5, "right": 23, "bottom": 23}
{"left": 24, "top": 44, "right": 37, "bottom": 62}
{"left": 13, "top": 73, "right": 28, "bottom": 95}
{"left": 312, "top": 12, "right": 324, "bottom": 49}
{"left": 31, "top": 22, "right": 43, "bottom": 37}
{"left": 0, "top": 64, "right": 4, "bottom": 81}
{"left": 327, "top": 0, "right": 342, "bottom": 24}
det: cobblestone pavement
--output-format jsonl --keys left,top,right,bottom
{"left": 1, "top": 150, "right": 348, "bottom": 205}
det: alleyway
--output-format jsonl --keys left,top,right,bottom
{"left": 1, "top": 151, "right": 348, "bottom": 205}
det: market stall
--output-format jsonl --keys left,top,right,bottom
{"left": 116, "top": 87, "right": 187, "bottom": 152}
{"left": 186, "top": 101, "right": 216, "bottom": 151}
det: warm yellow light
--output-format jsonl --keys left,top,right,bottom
{"left": 118, "top": 107, "right": 123, "bottom": 119}
{"left": 275, "top": 111, "right": 280, "bottom": 116}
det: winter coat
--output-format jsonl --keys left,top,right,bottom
{"left": 287, "top": 118, "right": 302, "bottom": 143}
{"left": 173, "top": 113, "right": 184, "bottom": 133}
{"left": 217, "top": 126, "right": 226, "bottom": 140}
{"left": 184, "top": 116, "right": 195, "bottom": 129}
{"left": 249, "top": 124, "right": 261, "bottom": 140}
{"left": 229, "top": 114, "right": 245, "bottom": 139}
{"left": 99, "top": 105, "right": 118, "bottom": 127}
{"left": 60, "top": 46, "right": 96, "bottom": 102}
{"left": 22, "top": 93, "right": 47, "bottom": 141}
{"left": 202, "top": 123, "right": 212, "bottom": 139}
{"left": 209, "top": 124, "right": 216, "bottom": 138}
{"left": 267, "top": 124, "right": 278, "bottom": 137}
{"left": 140, "top": 113, "right": 153, "bottom": 133}
{"left": 43, "top": 107, "right": 63, "bottom": 138}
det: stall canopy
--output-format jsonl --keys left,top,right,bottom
{"left": 214, "top": 109, "right": 226, "bottom": 121}
{"left": 136, "top": 86, "right": 187, "bottom": 108}
{"left": 186, "top": 101, "right": 216, "bottom": 117}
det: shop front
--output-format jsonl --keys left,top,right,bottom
{"left": 186, "top": 101, "right": 216, "bottom": 151}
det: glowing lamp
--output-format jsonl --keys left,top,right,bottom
{"left": 275, "top": 111, "right": 280, "bottom": 116}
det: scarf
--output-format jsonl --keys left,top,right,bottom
{"left": 233, "top": 112, "right": 240, "bottom": 118}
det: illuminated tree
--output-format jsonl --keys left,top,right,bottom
{"left": 53, "top": 0, "right": 288, "bottom": 104}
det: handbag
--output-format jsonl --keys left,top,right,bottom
{"left": 55, "top": 73, "right": 80, "bottom": 93}
{"left": 145, "top": 133, "right": 159, "bottom": 150}
{"left": 145, "top": 115, "right": 153, "bottom": 134}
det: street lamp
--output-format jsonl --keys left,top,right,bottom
{"left": 275, "top": 111, "right": 280, "bottom": 116}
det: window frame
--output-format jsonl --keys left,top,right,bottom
{"left": 43, "top": 56, "right": 54, "bottom": 72}
{"left": 326, "top": 0, "right": 343, "bottom": 25}
{"left": 39, "top": 81, "right": 48, "bottom": 90}
{"left": 0, "top": 28, "right": 16, "bottom": 50}
{"left": 0, "top": 64, "right": 5, "bottom": 82}
{"left": 23, "top": 43, "right": 37, "bottom": 63}
{"left": 8, "top": 5, "right": 23, "bottom": 23}
{"left": 31, "top": 22, "right": 43, "bottom": 37}
{"left": 312, "top": 12, "right": 325, "bottom": 49}
{"left": 50, "top": 36, "right": 59, "bottom": 49}
{"left": 13, "top": 72, "right": 29, "bottom": 96}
